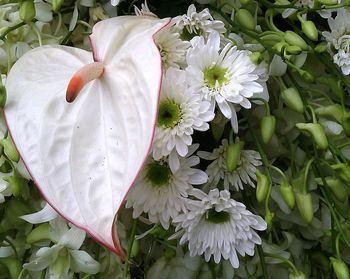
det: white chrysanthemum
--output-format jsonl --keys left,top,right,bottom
{"left": 173, "top": 4, "right": 226, "bottom": 40}
{"left": 125, "top": 148, "right": 208, "bottom": 229}
{"left": 323, "top": 8, "right": 350, "bottom": 75}
{"left": 198, "top": 139, "right": 262, "bottom": 190}
{"left": 134, "top": 0, "right": 157, "bottom": 17}
{"left": 186, "top": 32, "right": 265, "bottom": 127}
{"left": 152, "top": 68, "right": 214, "bottom": 159}
{"left": 155, "top": 27, "right": 190, "bottom": 69}
{"left": 171, "top": 188, "right": 267, "bottom": 268}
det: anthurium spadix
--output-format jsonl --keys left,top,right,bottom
{"left": 4, "top": 16, "right": 170, "bottom": 256}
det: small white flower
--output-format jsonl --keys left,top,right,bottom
{"left": 186, "top": 32, "right": 265, "bottom": 127}
{"left": 126, "top": 147, "right": 208, "bottom": 229}
{"left": 155, "top": 26, "right": 190, "bottom": 69}
{"left": 134, "top": 1, "right": 157, "bottom": 17}
{"left": 171, "top": 188, "right": 266, "bottom": 268}
{"left": 152, "top": 68, "right": 214, "bottom": 159}
{"left": 323, "top": 8, "right": 350, "bottom": 75}
{"left": 198, "top": 139, "right": 262, "bottom": 190}
{"left": 282, "top": 0, "right": 314, "bottom": 18}
{"left": 173, "top": 4, "right": 226, "bottom": 40}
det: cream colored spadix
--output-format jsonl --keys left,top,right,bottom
{"left": 4, "top": 16, "right": 170, "bottom": 256}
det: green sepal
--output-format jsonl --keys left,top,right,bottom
{"left": 26, "top": 223, "right": 52, "bottom": 244}
{"left": 260, "top": 115, "right": 276, "bottom": 144}
{"left": 301, "top": 21, "right": 318, "bottom": 41}
{"left": 296, "top": 123, "right": 328, "bottom": 150}
{"left": 226, "top": 142, "right": 242, "bottom": 172}
{"left": 295, "top": 191, "right": 313, "bottom": 224}
{"left": 235, "top": 9, "right": 256, "bottom": 31}
{"left": 314, "top": 42, "right": 328, "bottom": 53}
{"left": 280, "top": 180, "right": 295, "bottom": 210}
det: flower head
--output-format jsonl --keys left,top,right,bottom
{"left": 126, "top": 147, "right": 208, "bottom": 229}
{"left": 152, "top": 68, "right": 214, "bottom": 159}
{"left": 186, "top": 32, "right": 265, "bottom": 122}
{"left": 171, "top": 188, "right": 266, "bottom": 268}
{"left": 198, "top": 139, "right": 262, "bottom": 190}
{"left": 173, "top": 4, "right": 226, "bottom": 40}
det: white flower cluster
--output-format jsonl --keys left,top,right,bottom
{"left": 125, "top": 3, "right": 267, "bottom": 268}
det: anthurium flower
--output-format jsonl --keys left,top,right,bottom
{"left": 4, "top": 16, "right": 170, "bottom": 256}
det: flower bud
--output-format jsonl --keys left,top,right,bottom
{"left": 315, "top": 42, "right": 328, "bottom": 53}
{"left": 240, "top": 0, "right": 251, "bottom": 4}
{"left": 256, "top": 170, "right": 270, "bottom": 203}
{"left": 295, "top": 192, "right": 313, "bottom": 224}
{"left": 3, "top": 170, "right": 24, "bottom": 197}
{"left": 285, "top": 45, "right": 302, "bottom": 55}
{"left": 299, "top": 70, "right": 314, "bottom": 82}
{"left": 2, "top": 133, "right": 20, "bottom": 162}
{"left": 317, "top": 0, "right": 338, "bottom": 5}
{"left": 325, "top": 177, "right": 348, "bottom": 202}
{"left": 131, "top": 239, "right": 140, "bottom": 257}
{"left": 26, "top": 223, "right": 52, "bottom": 244}
{"left": 296, "top": 123, "right": 328, "bottom": 150}
{"left": 261, "top": 115, "right": 276, "bottom": 144}
{"left": 0, "top": 258, "right": 21, "bottom": 279}
{"left": 281, "top": 87, "right": 304, "bottom": 113}
{"left": 284, "top": 31, "right": 308, "bottom": 51}
{"left": 19, "top": 0, "right": 36, "bottom": 23}
{"left": 235, "top": 9, "right": 256, "bottom": 31}
{"left": 280, "top": 180, "right": 295, "bottom": 210}
{"left": 342, "top": 111, "right": 350, "bottom": 136}
{"left": 318, "top": 76, "right": 343, "bottom": 97}
{"left": 250, "top": 52, "right": 261, "bottom": 64}
{"left": 273, "top": 42, "right": 287, "bottom": 54}
{"left": 0, "top": 85, "right": 6, "bottom": 108}
{"left": 301, "top": 21, "right": 318, "bottom": 41}
{"left": 315, "top": 104, "right": 343, "bottom": 123}
{"left": 226, "top": 142, "right": 241, "bottom": 172}
{"left": 52, "top": 0, "right": 64, "bottom": 12}
{"left": 289, "top": 271, "right": 307, "bottom": 279}
{"left": 331, "top": 257, "right": 350, "bottom": 279}
{"left": 260, "top": 33, "right": 281, "bottom": 47}
{"left": 331, "top": 163, "right": 350, "bottom": 184}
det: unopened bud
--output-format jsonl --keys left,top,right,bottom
{"left": 315, "top": 42, "right": 328, "bottom": 53}
{"left": 131, "top": 239, "right": 140, "bottom": 257}
{"left": 284, "top": 31, "right": 308, "bottom": 51}
{"left": 261, "top": 115, "right": 276, "bottom": 144}
{"left": 19, "top": 0, "right": 36, "bottom": 23}
{"left": 331, "top": 257, "right": 350, "bottom": 279}
{"left": 317, "top": 0, "right": 338, "bottom": 5}
{"left": 342, "top": 111, "right": 350, "bottom": 136}
{"left": 2, "top": 133, "right": 20, "bottom": 162}
{"left": 295, "top": 191, "right": 313, "bottom": 224}
{"left": 296, "top": 123, "right": 328, "bottom": 150}
{"left": 52, "top": 0, "right": 64, "bottom": 12}
{"left": 280, "top": 180, "right": 295, "bottom": 210}
{"left": 3, "top": 170, "right": 24, "bottom": 197}
{"left": 289, "top": 271, "right": 307, "bottom": 279}
{"left": 26, "top": 223, "right": 52, "bottom": 244}
{"left": 285, "top": 45, "right": 302, "bottom": 55}
{"left": 281, "top": 87, "right": 304, "bottom": 113}
{"left": 325, "top": 177, "right": 348, "bottom": 202}
{"left": 226, "top": 142, "right": 242, "bottom": 172}
{"left": 315, "top": 104, "right": 343, "bottom": 123}
{"left": 0, "top": 85, "right": 7, "bottom": 108}
{"left": 331, "top": 163, "right": 350, "bottom": 184}
{"left": 265, "top": 209, "right": 274, "bottom": 233}
{"left": 256, "top": 170, "right": 270, "bottom": 203}
{"left": 301, "top": 21, "right": 318, "bottom": 41}
{"left": 235, "top": 9, "right": 256, "bottom": 31}
{"left": 299, "top": 69, "right": 314, "bottom": 82}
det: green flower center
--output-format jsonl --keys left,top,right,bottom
{"left": 204, "top": 65, "right": 228, "bottom": 88}
{"left": 157, "top": 99, "right": 182, "bottom": 128}
{"left": 146, "top": 161, "right": 171, "bottom": 187}
{"left": 180, "top": 28, "right": 200, "bottom": 41}
{"left": 205, "top": 208, "right": 230, "bottom": 224}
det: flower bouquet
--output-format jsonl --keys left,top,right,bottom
{"left": 1, "top": 0, "right": 350, "bottom": 278}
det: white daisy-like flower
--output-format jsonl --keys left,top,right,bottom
{"left": 134, "top": 0, "right": 157, "bottom": 17}
{"left": 323, "top": 8, "right": 350, "bottom": 75}
{"left": 125, "top": 146, "right": 208, "bottom": 229}
{"left": 152, "top": 67, "right": 214, "bottom": 159}
{"left": 171, "top": 188, "right": 267, "bottom": 268}
{"left": 198, "top": 139, "right": 262, "bottom": 191}
{"left": 186, "top": 31, "right": 264, "bottom": 128}
{"left": 173, "top": 4, "right": 226, "bottom": 40}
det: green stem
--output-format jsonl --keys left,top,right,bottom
{"left": 0, "top": 21, "right": 26, "bottom": 41}
{"left": 335, "top": 233, "right": 341, "bottom": 259}
{"left": 250, "top": 97, "right": 270, "bottom": 115}
{"left": 257, "top": 246, "right": 268, "bottom": 279}
{"left": 269, "top": 165, "right": 288, "bottom": 181}
{"left": 264, "top": 253, "right": 298, "bottom": 273}
{"left": 123, "top": 218, "right": 138, "bottom": 279}
{"left": 303, "top": 158, "right": 314, "bottom": 193}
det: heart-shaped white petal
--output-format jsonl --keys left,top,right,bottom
{"left": 4, "top": 16, "right": 170, "bottom": 256}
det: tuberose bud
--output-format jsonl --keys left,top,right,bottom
{"left": 315, "top": 104, "right": 343, "bottom": 123}
{"left": 284, "top": 31, "right": 308, "bottom": 51}
{"left": 301, "top": 21, "right": 318, "bottom": 41}
{"left": 261, "top": 115, "right": 276, "bottom": 144}
{"left": 2, "top": 133, "right": 20, "bottom": 162}
{"left": 317, "top": 0, "right": 338, "bottom": 5}
{"left": 295, "top": 191, "right": 314, "bottom": 224}
{"left": 281, "top": 87, "right": 304, "bottom": 113}
{"left": 226, "top": 142, "right": 241, "bottom": 172}
{"left": 331, "top": 257, "right": 350, "bottom": 279}
{"left": 256, "top": 170, "right": 270, "bottom": 203}
{"left": 315, "top": 42, "right": 328, "bottom": 53}
{"left": 235, "top": 9, "right": 256, "bottom": 31}
{"left": 331, "top": 163, "right": 350, "bottom": 184}
{"left": 280, "top": 180, "right": 295, "bottom": 209}
{"left": 296, "top": 123, "right": 328, "bottom": 150}
{"left": 19, "top": 0, "right": 36, "bottom": 23}
{"left": 52, "top": 0, "right": 64, "bottom": 12}
{"left": 325, "top": 177, "right": 348, "bottom": 202}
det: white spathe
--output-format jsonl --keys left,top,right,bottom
{"left": 4, "top": 16, "right": 170, "bottom": 256}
